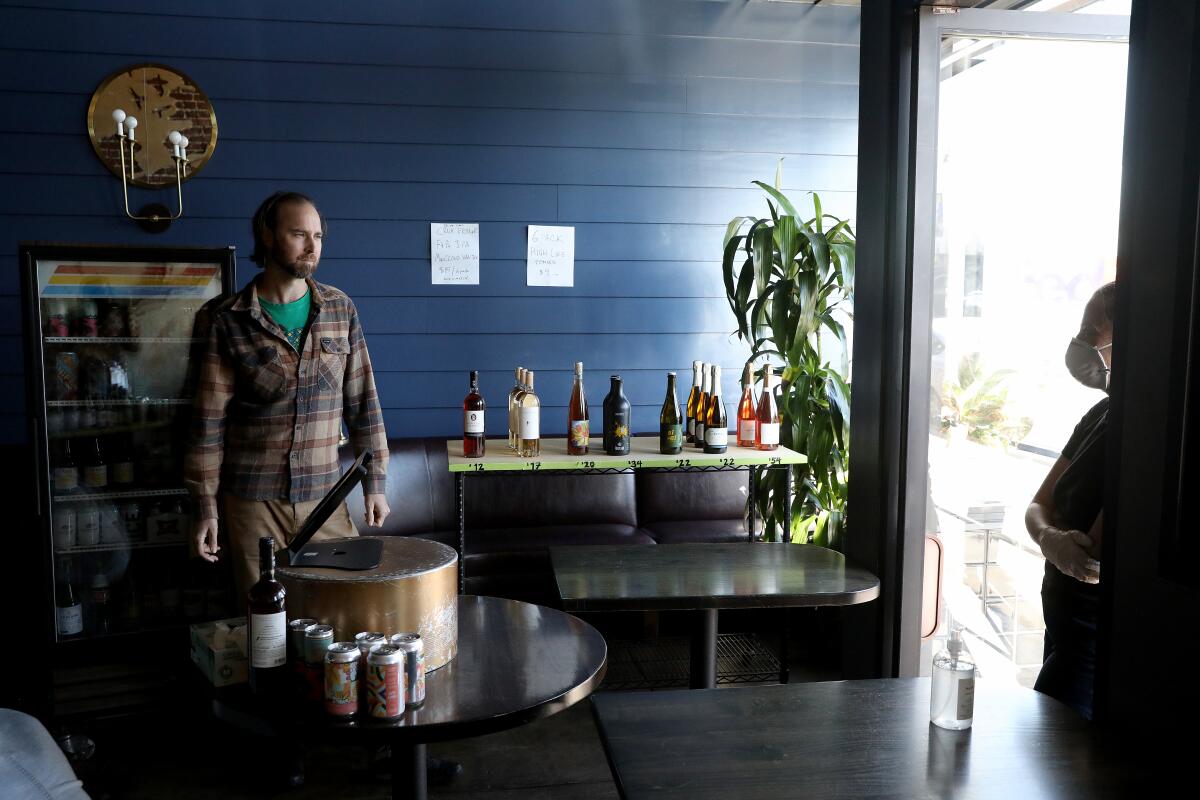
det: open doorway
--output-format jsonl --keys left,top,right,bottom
{"left": 913, "top": 4, "right": 1128, "bottom": 688}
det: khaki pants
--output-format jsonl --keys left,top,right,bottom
{"left": 223, "top": 494, "right": 358, "bottom": 599}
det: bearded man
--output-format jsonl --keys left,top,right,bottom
{"left": 185, "top": 191, "right": 390, "bottom": 596}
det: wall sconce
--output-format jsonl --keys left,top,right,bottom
{"left": 87, "top": 64, "right": 218, "bottom": 234}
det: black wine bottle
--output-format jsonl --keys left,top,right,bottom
{"left": 603, "top": 375, "right": 631, "bottom": 456}
{"left": 659, "top": 372, "right": 683, "bottom": 454}
{"left": 248, "top": 536, "right": 287, "bottom": 698}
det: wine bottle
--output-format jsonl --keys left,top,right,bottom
{"left": 704, "top": 364, "right": 728, "bottom": 454}
{"left": 507, "top": 367, "right": 525, "bottom": 452}
{"left": 82, "top": 437, "right": 107, "bottom": 490}
{"left": 53, "top": 438, "right": 79, "bottom": 495}
{"left": 518, "top": 370, "right": 541, "bottom": 458}
{"left": 55, "top": 558, "right": 83, "bottom": 638}
{"left": 756, "top": 365, "right": 781, "bottom": 451}
{"left": 603, "top": 375, "right": 631, "bottom": 456}
{"left": 462, "top": 370, "right": 486, "bottom": 458}
{"left": 248, "top": 535, "right": 287, "bottom": 697}
{"left": 737, "top": 363, "right": 758, "bottom": 448}
{"left": 694, "top": 363, "right": 710, "bottom": 450}
{"left": 659, "top": 372, "right": 683, "bottom": 454}
{"left": 567, "top": 361, "right": 589, "bottom": 455}
{"left": 685, "top": 360, "right": 702, "bottom": 444}
{"left": 110, "top": 435, "right": 135, "bottom": 487}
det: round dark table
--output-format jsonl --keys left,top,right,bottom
{"left": 214, "top": 595, "right": 608, "bottom": 799}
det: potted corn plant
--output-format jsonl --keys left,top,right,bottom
{"left": 722, "top": 170, "right": 854, "bottom": 548}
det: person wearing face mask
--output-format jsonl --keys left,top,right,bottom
{"left": 1023, "top": 281, "right": 1114, "bottom": 719}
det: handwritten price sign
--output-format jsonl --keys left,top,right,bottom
{"left": 526, "top": 225, "right": 574, "bottom": 287}
{"left": 431, "top": 223, "right": 480, "bottom": 285}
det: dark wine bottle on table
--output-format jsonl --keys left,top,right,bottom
{"left": 694, "top": 363, "right": 710, "bottom": 450}
{"left": 463, "top": 370, "right": 486, "bottom": 457}
{"left": 703, "top": 364, "right": 728, "bottom": 454}
{"left": 603, "top": 375, "right": 631, "bottom": 456}
{"left": 659, "top": 372, "right": 683, "bottom": 454}
{"left": 685, "top": 360, "right": 702, "bottom": 444}
{"left": 248, "top": 536, "right": 287, "bottom": 698}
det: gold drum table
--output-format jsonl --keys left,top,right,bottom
{"left": 276, "top": 536, "right": 458, "bottom": 671}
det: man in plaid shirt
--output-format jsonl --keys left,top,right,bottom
{"left": 186, "top": 191, "right": 390, "bottom": 594}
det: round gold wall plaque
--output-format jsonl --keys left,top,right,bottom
{"left": 87, "top": 63, "right": 218, "bottom": 189}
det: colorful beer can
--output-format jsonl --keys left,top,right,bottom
{"left": 366, "top": 644, "right": 406, "bottom": 720}
{"left": 391, "top": 632, "right": 426, "bottom": 706}
{"left": 54, "top": 352, "right": 79, "bottom": 401}
{"left": 324, "top": 642, "right": 360, "bottom": 717}
{"left": 289, "top": 618, "right": 318, "bottom": 662}
{"left": 304, "top": 624, "right": 334, "bottom": 666}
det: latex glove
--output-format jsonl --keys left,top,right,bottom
{"left": 1039, "top": 526, "right": 1100, "bottom": 584}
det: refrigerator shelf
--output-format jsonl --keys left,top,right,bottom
{"left": 43, "top": 337, "right": 202, "bottom": 345}
{"left": 56, "top": 541, "right": 186, "bottom": 555}
{"left": 49, "top": 420, "right": 173, "bottom": 440}
{"left": 52, "top": 488, "right": 188, "bottom": 503}
{"left": 47, "top": 399, "right": 191, "bottom": 407}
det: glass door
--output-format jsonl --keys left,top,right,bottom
{"left": 911, "top": 7, "right": 1128, "bottom": 687}
{"left": 23, "top": 245, "right": 235, "bottom": 644}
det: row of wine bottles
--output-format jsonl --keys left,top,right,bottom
{"left": 460, "top": 361, "right": 784, "bottom": 458}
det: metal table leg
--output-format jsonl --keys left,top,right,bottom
{"left": 392, "top": 741, "right": 427, "bottom": 800}
{"left": 689, "top": 608, "right": 719, "bottom": 689}
{"left": 782, "top": 464, "right": 794, "bottom": 544}
{"left": 747, "top": 465, "right": 758, "bottom": 543}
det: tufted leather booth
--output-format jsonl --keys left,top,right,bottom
{"left": 343, "top": 438, "right": 751, "bottom": 605}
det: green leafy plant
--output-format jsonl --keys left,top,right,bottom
{"left": 722, "top": 171, "right": 854, "bottom": 548}
{"left": 939, "top": 353, "right": 1032, "bottom": 447}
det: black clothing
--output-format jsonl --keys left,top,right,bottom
{"left": 1035, "top": 397, "right": 1108, "bottom": 719}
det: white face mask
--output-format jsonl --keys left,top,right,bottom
{"left": 1065, "top": 337, "right": 1112, "bottom": 391}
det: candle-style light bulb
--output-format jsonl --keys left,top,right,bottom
{"left": 112, "top": 108, "right": 126, "bottom": 137}
{"left": 126, "top": 116, "right": 138, "bottom": 141}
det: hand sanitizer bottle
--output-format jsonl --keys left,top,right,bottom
{"left": 931, "top": 625, "right": 975, "bottom": 730}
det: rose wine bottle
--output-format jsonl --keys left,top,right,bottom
{"left": 507, "top": 367, "right": 525, "bottom": 452}
{"left": 567, "top": 361, "right": 589, "bottom": 455}
{"left": 756, "top": 365, "right": 781, "bottom": 451}
{"left": 737, "top": 363, "right": 757, "bottom": 448}
{"left": 603, "top": 375, "right": 631, "bottom": 456}
{"left": 659, "top": 372, "right": 683, "bottom": 455}
{"left": 694, "top": 363, "right": 710, "bottom": 450}
{"left": 248, "top": 536, "right": 287, "bottom": 698}
{"left": 685, "top": 360, "right": 702, "bottom": 444}
{"left": 463, "top": 370, "right": 486, "bottom": 457}
{"left": 703, "top": 364, "right": 728, "bottom": 454}
{"left": 518, "top": 370, "right": 541, "bottom": 458}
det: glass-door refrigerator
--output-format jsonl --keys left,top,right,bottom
{"left": 20, "top": 243, "right": 236, "bottom": 712}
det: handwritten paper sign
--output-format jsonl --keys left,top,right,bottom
{"left": 431, "top": 223, "right": 480, "bottom": 285}
{"left": 526, "top": 225, "right": 575, "bottom": 287}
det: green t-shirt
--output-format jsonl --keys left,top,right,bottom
{"left": 259, "top": 290, "right": 311, "bottom": 351}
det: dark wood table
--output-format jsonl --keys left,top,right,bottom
{"left": 592, "top": 678, "right": 1150, "bottom": 800}
{"left": 551, "top": 542, "right": 879, "bottom": 688}
{"left": 214, "top": 595, "right": 607, "bottom": 800}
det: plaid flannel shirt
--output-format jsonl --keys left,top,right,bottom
{"left": 184, "top": 276, "right": 388, "bottom": 520}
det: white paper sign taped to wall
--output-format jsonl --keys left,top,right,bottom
{"left": 526, "top": 225, "right": 575, "bottom": 287}
{"left": 431, "top": 223, "right": 480, "bottom": 285}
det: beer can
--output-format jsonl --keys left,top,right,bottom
{"left": 53, "top": 352, "right": 79, "bottom": 401}
{"left": 366, "top": 644, "right": 406, "bottom": 720}
{"left": 304, "top": 623, "right": 334, "bottom": 666}
{"left": 288, "top": 618, "right": 317, "bottom": 662}
{"left": 391, "top": 632, "right": 426, "bottom": 706}
{"left": 324, "top": 642, "right": 360, "bottom": 717}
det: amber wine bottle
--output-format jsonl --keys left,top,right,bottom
{"left": 685, "top": 360, "right": 702, "bottom": 443}
{"left": 518, "top": 370, "right": 541, "bottom": 458}
{"left": 248, "top": 536, "right": 287, "bottom": 697}
{"left": 756, "top": 365, "right": 781, "bottom": 451}
{"left": 659, "top": 372, "right": 683, "bottom": 454}
{"left": 737, "top": 363, "right": 758, "bottom": 448}
{"left": 694, "top": 363, "right": 710, "bottom": 450}
{"left": 703, "top": 364, "right": 728, "bottom": 454}
{"left": 462, "top": 370, "right": 486, "bottom": 458}
{"left": 567, "top": 361, "right": 589, "bottom": 455}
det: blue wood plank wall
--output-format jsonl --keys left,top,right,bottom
{"left": 0, "top": 0, "right": 859, "bottom": 443}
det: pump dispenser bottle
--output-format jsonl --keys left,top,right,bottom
{"left": 930, "top": 626, "right": 975, "bottom": 730}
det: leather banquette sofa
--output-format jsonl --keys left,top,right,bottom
{"left": 343, "top": 438, "right": 752, "bottom": 607}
